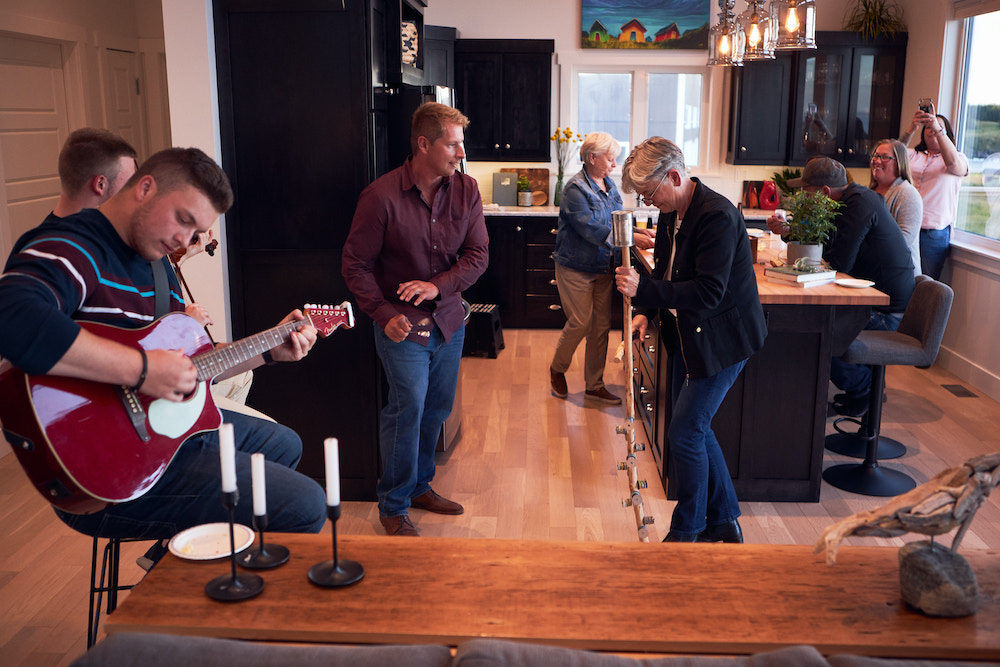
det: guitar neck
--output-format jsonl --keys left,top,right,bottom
{"left": 193, "top": 318, "right": 307, "bottom": 382}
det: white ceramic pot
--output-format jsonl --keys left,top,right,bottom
{"left": 517, "top": 191, "right": 532, "bottom": 207}
{"left": 786, "top": 242, "right": 823, "bottom": 266}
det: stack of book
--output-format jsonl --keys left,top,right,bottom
{"left": 764, "top": 265, "right": 836, "bottom": 288}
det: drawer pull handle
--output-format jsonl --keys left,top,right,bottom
{"left": 515, "top": 226, "right": 522, "bottom": 232}
{"left": 548, "top": 304, "right": 562, "bottom": 311}
{"left": 645, "top": 404, "right": 654, "bottom": 413}
{"left": 494, "top": 143, "right": 500, "bottom": 149}
{"left": 640, "top": 386, "right": 649, "bottom": 395}
{"left": 548, "top": 279, "right": 557, "bottom": 286}
{"left": 505, "top": 143, "right": 511, "bottom": 149}
{"left": 549, "top": 228, "right": 558, "bottom": 235}
{"left": 647, "top": 345, "right": 656, "bottom": 353}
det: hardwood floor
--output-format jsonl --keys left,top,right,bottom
{"left": 3, "top": 328, "right": 999, "bottom": 665}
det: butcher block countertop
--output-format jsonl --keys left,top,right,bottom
{"left": 634, "top": 247, "right": 889, "bottom": 307}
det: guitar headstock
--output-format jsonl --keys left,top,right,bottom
{"left": 304, "top": 302, "right": 355, "bottom": 337}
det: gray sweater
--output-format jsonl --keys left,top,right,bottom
{"left": 883, "top": 177, "right": 923, "bottom": 277}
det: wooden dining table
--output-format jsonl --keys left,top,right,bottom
{"left": 105, "top": 534, "right": 1000, "bottom": 660}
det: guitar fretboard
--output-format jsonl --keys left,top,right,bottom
{"left": 192, "top": 318, "right": 308, "bottom": 382}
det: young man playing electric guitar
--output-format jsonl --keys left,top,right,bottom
{"left": 0, "top": 148, "right": 327, "bottom": 543}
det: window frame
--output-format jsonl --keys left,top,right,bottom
{"left": 567, "top": 63, "right": 712, "bottom": 175}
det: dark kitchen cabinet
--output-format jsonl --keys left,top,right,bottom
{"left": 424, "top": 25, "right": 457, "bottom": 88}
{"left": 213, "top": 0, "right": 383, "bottom": 500}
{"left": 454, "top": 39, "right": 554, "bottom": 161}
{"left": 465, "top": 214, "right": 624, "bottom": 330}
{"left": 465, "top": 215, "right": 563, "bottom": 328}
{"left": 727, "top": 53, "right": 793, "bottom": 165}
{"left": 727, "top": 31, "right": 907, "bottom": 168}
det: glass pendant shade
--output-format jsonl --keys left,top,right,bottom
{"left": 740, "top": 0, "right": 774, "bottom": 60}
{"left": 707, "top": 0, "right": 744, "bottom": 66}
{"left": 769, "top": 0, "right": 817, "bottom": 50}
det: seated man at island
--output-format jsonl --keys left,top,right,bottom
{"left": 767, "top": 156, "right": 914, "bottom": 417}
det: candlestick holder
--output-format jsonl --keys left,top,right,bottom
{"left": 240, "top": 512, "right": 290, "bottom": 569}
{"left": 205, "top": 490, "right": 264, "bottom": 601}
{"left": 308, "top": 504, "right": 364, "bottom": 587}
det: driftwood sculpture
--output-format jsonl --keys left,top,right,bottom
{"left": 815, "top": 452, "right": 1000, "bottom": 566}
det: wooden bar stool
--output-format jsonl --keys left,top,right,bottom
{"left": 823, "top": 277, "right": 953, "bottom": 497}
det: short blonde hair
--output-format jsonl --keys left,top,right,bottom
{"left": 580, "top": 132, "right": 620, "bottom": 163}
{"left": 411, "top": 102, "right": 470, "bottom": 153}
{"left": 620, "top": 137, "right": 685, "bottom": 194}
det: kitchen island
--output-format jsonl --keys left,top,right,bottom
{"left": 632, "top": 247, "right": 889, "bottom": 502}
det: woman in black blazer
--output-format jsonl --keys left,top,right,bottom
{"left": 615, "top": 137, "right": 766, "bottom": 543}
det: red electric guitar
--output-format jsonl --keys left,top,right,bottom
{"left": 0, "top": 302, "right": 354, "bottom": 515}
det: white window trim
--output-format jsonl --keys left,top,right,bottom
{"left": 555, "top": 50, "right": 719, "bottom": 176}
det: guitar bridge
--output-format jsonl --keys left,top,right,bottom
{"left": 116, "top": 385, "right": 151, "bottom": 442}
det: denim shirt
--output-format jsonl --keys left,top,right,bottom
{"left": 552, "top": 167, "right": 624, "bottom": 275}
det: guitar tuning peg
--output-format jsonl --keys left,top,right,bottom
{"left": 324, "top": 304, "right": 332, "bottom": 310}
{"left": 305, "top": 303, "right": 314, "bottom": 309}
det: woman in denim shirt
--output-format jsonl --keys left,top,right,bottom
{"left": 549, "top": 132, "right": 652, "bottom": 405}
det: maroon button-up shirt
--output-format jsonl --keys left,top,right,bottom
{"left": 342, "top": 158, "right": 489, "bottom": 344}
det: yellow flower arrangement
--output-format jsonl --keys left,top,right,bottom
{"left": 551, "top": 126, "right": 582, "bottom": 178}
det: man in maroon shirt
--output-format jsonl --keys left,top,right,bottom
{"left": 342, "top": 102, "right": 488, "bottom": 536}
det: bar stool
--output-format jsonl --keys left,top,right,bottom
{"left": 88, "top": 537, "right": 149, "bottom": 647}
{"left": 823, "top": 277, "right": 954, "bottom": 497}
{"left": 826, "top": 276, "right": 931, "bottom": 460}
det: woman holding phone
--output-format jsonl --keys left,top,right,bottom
{"left": 899, "top": 100, "right": 969, "bottom": 280}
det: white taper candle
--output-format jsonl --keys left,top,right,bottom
{"left": 324, "top": 437, "right": 340, "bottom": 506}
{"left": 219, "top": 423, "right": 237, "bottom": 493}
{"left": 251, "top": 452, "right": 266, "bottom": 516}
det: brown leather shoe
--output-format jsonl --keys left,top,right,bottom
{"left": 585, "top": 387, "right": 622, "bottom": 405}
{"left": 410, "top": 489, "right": 464, "bottom": 515}
{"left": 550, "top": 367, "right": 568, "bottom": 398}
{"left": 380, "top": 514, "right": 420, "bottom": 536}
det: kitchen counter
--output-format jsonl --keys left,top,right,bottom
{"left": 631, "top": 246, "right": 886, "bottom": 502}
{"left": 483, "top": 205, "right": 559, "bottom": 217}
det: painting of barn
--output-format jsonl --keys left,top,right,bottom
{"left": 581, "top": 0, "right": 708, "bottom": 50}
{"left": 619, "top": 18, "right": 647, "bottom": 42}
{"left": 588, "top": 19, "right": 610, "bottom": 43}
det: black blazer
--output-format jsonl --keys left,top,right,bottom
{"left": 635, "top": 178, "right": 767, "bottom": 379}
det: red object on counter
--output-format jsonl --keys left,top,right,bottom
{"left": 759, "top": 180, "right": 779, "bottom": 210}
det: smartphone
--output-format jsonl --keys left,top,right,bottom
{"left": 919, "top": 97, "right": 933, "bottom": 113}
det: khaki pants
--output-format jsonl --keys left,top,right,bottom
{"left": 550, "top": 263, "right": 614, "bottom": 392}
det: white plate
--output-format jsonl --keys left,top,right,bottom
{"left": 835, "top": 278, "right": 875, "bottom": 289}
{"left": 747, "top": 228, "right": 766, "bottom": 238}
{"left": 168, "top": 522, "right": 254, "bottom": 561}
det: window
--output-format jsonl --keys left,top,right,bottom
{"left": 956, "top": 9, "right": 1000, "bottom": 242}
{"left": 575, "top": 68, "right": 704, "bottom": 168}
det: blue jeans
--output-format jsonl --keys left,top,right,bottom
{"left": 374, "top": 323, "right": 464, "bottom": 517}
{"left": 919, "top": 227, "right": 950, "bottom": 281}
{"left": 55, "top": 409, "right": 327, "bottom": 539}
{"left": 667, "top": 355, "right": 745, "bottom": 537}
{"left": 830, "top": 310, "right": 903, "bottom": 399}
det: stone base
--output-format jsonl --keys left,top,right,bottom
{"left": 898, "top": 540, "right": 979, "bottom": 617}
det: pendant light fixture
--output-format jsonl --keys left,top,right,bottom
{"left": 739, "top": 0, "right": 774, "bottom": 60}
{"left": 707, "top": 0, "right": 744, "bottom": 67}
{"left": 769, "top": 0, "right": 817, "bottom": 50}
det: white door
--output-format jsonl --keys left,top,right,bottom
{"left": 104, "top": 48, "right": 146, "bottom": 160}
{"left": 0, "top": 34, "right": 70, "bottom": 264}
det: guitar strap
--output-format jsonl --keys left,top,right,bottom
{"left": 151, "top": 259, "right": 170, "bottom": 319}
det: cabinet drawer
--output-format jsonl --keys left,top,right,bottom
{"left": 523, "top": 223, "right": 559, "bottom": 245}
{"left": 524, "top": 295, "right": 566, "bottom": 328}
{"left": 525, "top": 244, "right": 555, "bottom": 269}
{"left": 525, "top": 269, "right": 559, "bottom": 295}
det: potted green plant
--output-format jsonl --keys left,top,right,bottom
{"left": 843, "top": 0, "right": 904, "bottom": 40}
{"left": 516, "top": 175, "right": 532, "bottom": 207}
{"left": 782, "top": 189, "right": 841, "bottom": 265}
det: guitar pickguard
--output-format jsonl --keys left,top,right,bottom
{"left": 147, "top": 381, "right": 209, "bottom": 438}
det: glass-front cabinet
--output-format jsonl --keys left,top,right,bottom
{"left": 789, "top": 32, "right": 907, "bottom": 167}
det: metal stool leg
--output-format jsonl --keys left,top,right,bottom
{"left": 823, "top": 366, "right": 917, "bottom": 497}
{"left": 87, "top": 537, "right": 139, "bottom": 648}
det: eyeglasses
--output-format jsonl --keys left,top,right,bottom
{"left": 870, "top": 154, "right": 897, "bottom": 163}
{"left": 637, "top": 170, "right": 669, "bottom": 206}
